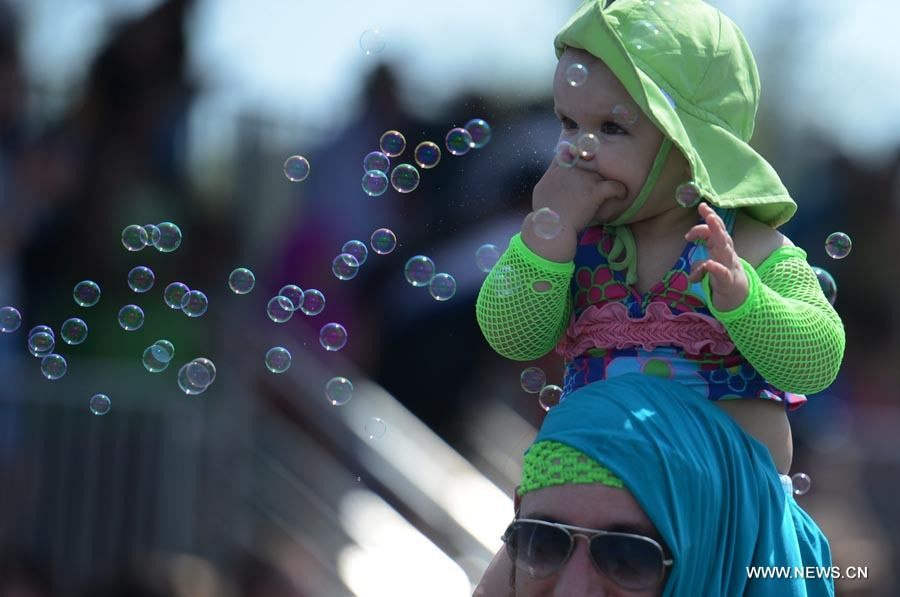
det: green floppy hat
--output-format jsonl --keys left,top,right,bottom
{"left": 555, "top": 0, "right": 796, "bottom": 227}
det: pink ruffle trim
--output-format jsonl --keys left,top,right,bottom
{"left": 556, "top": 301, "right": 735, "bottom": 358}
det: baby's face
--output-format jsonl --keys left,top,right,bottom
{"left": 553, "top": 48, "right": 685, "bottom": 224}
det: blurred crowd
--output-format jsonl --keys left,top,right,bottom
{"left": 1, "top": 0, "right": 898, "bottom": 595}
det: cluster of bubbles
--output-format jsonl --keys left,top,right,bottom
{"left": 519, "top": 366, "right": 563, "bottom": 411}
{"left": 121, "top": 223, "right": 182, "bottom": 253}
{"left": 361, "top": 121, "right": 491, "bottom": 197}
{"left": 333, "top": 240, "right": 368, "bottom": 281}
{"left": 264, "top": 284, "right": 326, "bottom": 325}
{"left": 404, "top": 255, "right": 457, "bottom": 301}
{"left": 20, "top": 324, "right": 68, "bottom": 380}
{"left": 176, "top": 357, "right": 217, "bottom": 395}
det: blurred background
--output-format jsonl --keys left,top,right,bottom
{"left": 0, "top": 0, "right": 898, "bottom": 595}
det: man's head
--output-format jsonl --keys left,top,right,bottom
{"left": 508, "top": 440, "right": 670, "bottom": 596}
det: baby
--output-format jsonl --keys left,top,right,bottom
{"left": 476, "top": 0, "right": 845, "bottom": 475}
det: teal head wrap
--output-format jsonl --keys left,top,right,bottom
{"left": 524, "top": 374, "right": 834, "bottom": 596}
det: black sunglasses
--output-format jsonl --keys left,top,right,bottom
{"left": 502, "top": 518, "right": 673, "bottom": 591}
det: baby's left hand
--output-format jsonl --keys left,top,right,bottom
{"left": 684, "top": 202, "right": 749, "bottom": 312}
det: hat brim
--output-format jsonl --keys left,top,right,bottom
{"left": 554, "top": 2, "right": 796, "bottom": 227}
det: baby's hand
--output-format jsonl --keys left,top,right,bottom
{"left": 531, "top": 158, "right": 626, "bottom": 233}
{"left": 684, "top": 202, "right": 749, "bottom": 312}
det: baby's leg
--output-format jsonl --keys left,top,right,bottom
{"left": 715, "top": 398, "right": 793, "bottom": 474}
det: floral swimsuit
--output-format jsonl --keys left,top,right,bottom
{"left": 556, "top": 207, "right": 806, "bottom": 409}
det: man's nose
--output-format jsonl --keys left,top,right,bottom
{"left": 552, "top": 537, "right": 613, "bottom": 597}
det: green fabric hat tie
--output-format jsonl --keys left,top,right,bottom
{"left": 606, "top": 138, "right": 672, "bottom": 285}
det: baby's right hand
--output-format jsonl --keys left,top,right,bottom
{"left": 532, "top": 159, "right": 626, "bottom": 233}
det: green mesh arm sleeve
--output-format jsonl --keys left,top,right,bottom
{"left": 476, "top": 233, "right": 574, "bottom": 361}
{"left": 704, "top": 246, "right": 845, "bottom": 394}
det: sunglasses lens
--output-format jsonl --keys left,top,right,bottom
{"left": 591, "top": 535, "right": 665, "bottom": 591}
{"left": 507, "top": 521, "right": 572, "bottom": 578}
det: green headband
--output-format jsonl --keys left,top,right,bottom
{"left": 519, "top": 440, "right": 624, "bottom": 496}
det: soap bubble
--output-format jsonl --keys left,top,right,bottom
{"left": 300, "top": 289, "right": 325, "bottom": 316}
{"left": 342, "top": 240, "right": 368, "bottom": 266}
{"left": 576, "top": 133, "right": 600, "bottom": 159}
{"left": 332, "top": 253, "right": 360, "bottom": 281}
{"left": 825, "top": 232, "right": 852, "bottom": 259}
{"left": 370, "top": 228, "right": 397, "bottom": 255}
{"left": 143, "top": 224, "right": 161, "bottom": 246}
{"left": 28, "top": 331, "right": 55, "bottom": 357}
{"left": 464, "top": 118, "right": 492, "bottom": 149}
{"left": 118, "top": 305, "right": 144, "bottom": 331}
{"left": 265, "top": 346, "right": 292, "bottom": 373}
{"left": 445, "top": 128, "right": 473, "bottom": 156}
{"left": 267, "top": 295, "right": 294, "bottom": 323}
{"left": 360, "top": 28, "right": 386, "bottom": 55}
{"left": 127, "top": 266, "right": 155, "bottom": 293}
{"left": 390, "top": 164, "right": 420, "bottom": 193}
{"left": 539, "top": 384, "right": 563, "bottom": 411}
{"left": 89, "top": 394, "right": 111, "bottom": 415}
{"left": 142, "top": 344, "right": 170, "bottom": 373}
{"left": 520, "top": 367, "right": 546, "bottom": 394}
{"left": 29, "top": 325, "right": 54, "bottom": 340}
{"left": 180, "top": 290, "right": 208, "bottom": 318}
{"left": 566, "top": 63, "right": 588, "bottom": 87}
{"left": 414, "top": 141, "right": 441, "bottom": 169}
{"left": 0, "top": 306, "right": 22, "bottom": 333}
{"left": 365, "top": 417, "right": 387, "bottom": 440}
{"left": 363, "top": 151, "right": 390, "bottom": 174}
{"left": 152, "top": 339, "right": 175, "bottom": 363}
{"left": 325, "top": 376, "right": 353, "bottom": 405}
{"left": 361, "top": 170, "right": 389, "bottom": 197}
{"left": 228, "top": 268, "right": 255, "bottom": 294}
{"left": 122, "top": 225, "right": 148, "bottom": 251}
{"left": 154, "top": 222, "right": 182, "bottom": 253}
{"left": 629, "top": 19, "right": 661, "bottom": 52}
{"left": 428, "top": 273, "right": 457, "bottom": 301}
{"left": 475, "top": 244, "right": 501, "bottom": 273}
{"left": 612, "top": 103, "right": 640, "bottom": 126}
{"left": 404, "top": 255, "right": 436, "bottom": 287}
{"left": 532, "top": 208, "right": 563, "bottom": 240}
{"left": 379, "top": 130, "right": 406, "bottom": 157}
{"left": 811, "top": 267, "right": 837, "bottom": 305}
{"left": 675, "top": 181, "right": 702, "bottom": 208}
{"left": 192, "top": 357, "right": 217, "bottom": 385}
{"left": 60, "top": 317, "right": 88, "bottom": 345}
{"left": 177, "top": 361, "right": 210, "bottom": 395}
{"left": 73, "top": 281, "right": 101, "bottom": 307}
{"left": 164, "top": 282, "right": 189, "bottom": 309}
{"left": 791, "top": 472, "right": 811, "bottom": 496}
{"left": 278, "top": 285, "right": 304, "bottom": 311}
{"left": 319, "top": 322, "right": 348, "bottom": 351}
{"left": 41, "top": 353, "right": 67, "bottom": 380}
{"left": 555, "top": 141, "right": 578, "bottom": 168}
{"left": 283, "top": 155, "right": 311, "bottom": 182}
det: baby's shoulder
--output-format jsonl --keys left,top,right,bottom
{"left": 731, "top": 210, "right": 795, "bottom": 269}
